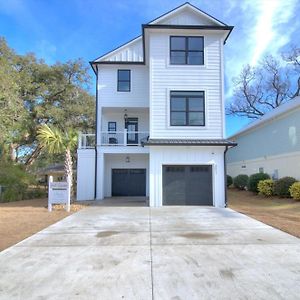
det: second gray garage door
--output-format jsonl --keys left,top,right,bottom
{"left": 163, "top": 165, "right": 213, "bottom": 205}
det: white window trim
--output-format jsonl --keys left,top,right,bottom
{"left": 166, "top": 35, "right": 207, "bottom": 69}
{"left": 116, "top": 69, "right": 132, "bottom": 93}
{"left": 166, "top": 88, "right": 208, "bottom": 130}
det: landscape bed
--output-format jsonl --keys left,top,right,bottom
{"left": 228, "top": 188, "right": 300, "bottom": 238}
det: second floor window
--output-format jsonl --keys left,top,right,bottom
{"left": 117, "top": 70, "right": 131, "bottom": 92}
{"left": 170, "top": 36, "right": 204, "bottom": 65}
{"left": 170, "top": 91, "right": 205, "bottom": 126}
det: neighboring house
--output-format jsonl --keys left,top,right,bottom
{"left": 37, "top": 164, "right": 76, "bottom": 183}
{"left": 77, "top": 2, "right": 236, "bottom": 207}
{"left": 227, "top": 97, "right": 300, "bottom": 180}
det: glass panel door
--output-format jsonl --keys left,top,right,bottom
{"left": 126, "top": 118, "right": 138, "bottom": 145}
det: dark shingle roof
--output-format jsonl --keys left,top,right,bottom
{"left": 142, "top": 139, "right": 237, "bottom": 147}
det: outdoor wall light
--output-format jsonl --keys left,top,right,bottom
{"left": 125, "top": 156, "right": 130, "bottom": 163}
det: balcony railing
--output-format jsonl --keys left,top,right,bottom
{"left": 78, "top": 130, "right": 149, "bottom": 149}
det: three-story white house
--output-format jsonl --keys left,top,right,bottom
{"left": 77, "top": 2, "right": 236, "bottom": 207}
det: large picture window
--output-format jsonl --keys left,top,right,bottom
{"left": 170, "top": 91, "right": 205, "bottom": 126}
{"left": 170, "top": 36, "right": 204, "bottom": 65}
{"left": 117, "top": 70, "right": 131, "bottom": 92}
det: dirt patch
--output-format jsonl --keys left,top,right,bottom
{"left": 0, "top": 198, "right": 88, "bottom": 251}
{"left": 178, "top": 232, "right": 217, "bottom": 239}
{"left": 96, "top": 231, "right": 119, "bottom": 238}
{"left": 228, "top": 188, "right": 300, "bottom": 238}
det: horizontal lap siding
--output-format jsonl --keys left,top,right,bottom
{"left": 98, "top": 65, "right": 149, "bottom": 107}
{"left": 149, "top": 32, "right": 223, "bottom": 139}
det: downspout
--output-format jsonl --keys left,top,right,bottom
{"left": 94, "top": 65, "right": 98, "bottom": 200}
{"left": 224, "top": 145, "right": 229, "bottom": 207}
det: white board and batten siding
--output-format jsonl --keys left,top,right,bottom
{"left": 149, "top": 30, "right": 225, "bottom": 139}
{"left": 149, "top": 146, "right": 226, "bottom": 207}
{"left": 76, "top": 149, "right": 95, "bottom": 201}
{"left": 97, "top": 37, "right": 143, "bottom": 62}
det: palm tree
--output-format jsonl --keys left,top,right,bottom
{"left": 37, "top": 125, "right": 78, "bottom": 197}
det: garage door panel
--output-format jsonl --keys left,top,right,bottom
{"left": 163, "top": 167, "right": 186, "bottom": 205}
{"left": 112, "top": 169, "right": 146, "bottom": 196}
{"left": 163, "top": 165, "right": 213, "bottom": 206}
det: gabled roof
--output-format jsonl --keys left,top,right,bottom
{"left": 148, "top": 2, "right": 228, "bottom": 26}
{"left": 228, "top": 97, "right": 300, "bottom": 139}
{"left": 90, "top": 2, "right": 232, "bottom": 72}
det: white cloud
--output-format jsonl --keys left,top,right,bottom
{"left": 248, "top": 0, "right": 297, "bottom": 65}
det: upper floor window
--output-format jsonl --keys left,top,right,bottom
{"left": 170, "top": 91, "right": 205, "bottom": 126}
{"left": 170, "top": 36, "right": 204, "bottom": 65}
{"left": 117, "top": 70, "right": 131, "bottom": 92}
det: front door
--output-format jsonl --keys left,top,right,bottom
{"left": 125, "top": 118, "right": 138, "bottom": 145}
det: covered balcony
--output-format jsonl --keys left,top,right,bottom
{"left": 78, "top": 107, "right": 149, "bottom": 149}
{"left": 78, "top": 130, "right": 149, "bottom": 149}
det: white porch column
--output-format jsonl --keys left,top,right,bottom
{"left": 123, "top": 129, "right": 127, "bottom": 146}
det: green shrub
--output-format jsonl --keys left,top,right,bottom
{"left": 274, "top": 177, "right": 297, "bottom": 198}
{"left": 2, "top": 189, "right": 23, "bottom": 202}
{"left": 289, "top": 182, "right": 300, "bottom": 200}
{"left": 248, "top": 173, "right": 270, "bottom": 193}
{"left": 24, "top": 188, "right": 46, "bottom": 199}
{"left": 227, "top": 175, "right": 233, "bottom": 187}
{"left": 257, "top": 179, "right": 274, "bottom": 196}
{"left": 233, "top": 174, "right": 249, "bottom": 190}
{"left": 0, "top": 162, "right": 36, "bottom": 202}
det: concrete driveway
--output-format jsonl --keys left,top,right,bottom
{"left": 0, "top": 206, "right": 299, "bottom": 300}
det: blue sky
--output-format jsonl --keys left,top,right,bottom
{"left": 0, "top": 0, "right": 299, "bottom": 136}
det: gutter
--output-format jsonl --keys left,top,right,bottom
{"left": 224, "top": 146, "right": 229, "bottom": 207}
{"left": 94, "top": 65, "right": 98, "bottom": 200}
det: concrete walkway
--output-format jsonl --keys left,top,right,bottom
{"left": 0, "top": 206, "right": 299, "bottom": 299}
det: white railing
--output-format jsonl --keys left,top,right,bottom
{"left": 78, "top": 130, "right": 149, "bottom": 149}
{"left": 78, "top": 133, "right": 95, "bottom": 149}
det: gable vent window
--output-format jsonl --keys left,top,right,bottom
{"left": 117, "top": 70, "right": 131, "bottom": 92}
{"left": 170, "top": 91, "right": 205, "bottom": 126}
{"left": 170, "top": 36, "right": 204, "bottom": 65}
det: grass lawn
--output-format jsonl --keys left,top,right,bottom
{"left": 0, "top": 199, "right": 87, "bottom": 251}
{"left": 228, "top": 188, "right": 300, "bottom": 238}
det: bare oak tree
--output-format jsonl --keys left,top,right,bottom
{"left": 227, "top": 47, "right": 300, "bottom": 119}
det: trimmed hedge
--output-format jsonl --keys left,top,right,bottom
{"left": 248, "top": 173, "right": 270, "bottom": 193}
{"left": 274, "top": 176, "right": 297, "bottom": 198}
{"left": 227, "top": 175, "right": 233, "bottom": 187}
{"left": 289, "top": 182, "right": 300, "bottom": 200}
{"left": 233, "top": 174, "right": 249, "bottom": 190}
{"left": 257, "top": 179, "right": 274, "bottom": 197}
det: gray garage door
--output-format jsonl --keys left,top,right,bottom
{"left": 112, "top": 169, "right": 146, "bottom": 196}
{"left": 163, "top": 165, "right": 213, "bottom": 205}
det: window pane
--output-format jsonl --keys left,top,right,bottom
{"left": 171, "top": 98, "right": 186, "bottom": 111}
{"left": 118, "top": 81, "right": 130, "bottom": 91}
{"left": 171, "top": 37, "right": 185, "bottom": 50}
{"left": 170, "top": 51, "right": 186, "bottom": 64}
{"left": 189, "top": 112, "right": 204, "bottom": 125}
{"left": 188, "top": 37, "right": 203, "bottom": 51}
{"left": 189, "top": 98, "right": 204, "bottom": 111}
{"left": 171, "top": 112, "right": 186, "bottom": 125}
{"left": 187, "top": 52, "right": 204, "bottom": 65}
{"left": 118, "top": 70, "right": 130, "bottom": 81}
